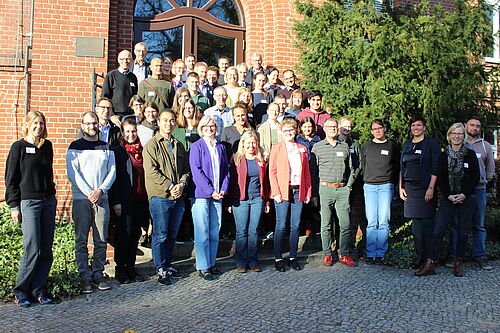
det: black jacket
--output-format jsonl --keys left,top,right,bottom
{"left": 437, "top": 148, "right": 480, "bottom": 197}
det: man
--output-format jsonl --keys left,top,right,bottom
{"left": 130, "top": 42, "right": 150, "bottom": 84}
{"left": 143, "top": 110, "right": 191, "bottom": 285}
{"left": 182, "top": 54, "right": 196, "bottom": 80}
{"left": 204, "top": 86, "right": 234, "bottom": 141}
{"left": 236, "top": 63, "right": 250, "bottom": 88}
{"left": 195, "top": 62, "right": 212, "bottom": 102}
{"left": 338, "top": 117, "right": 364, "bottom": 255}
{"left": 296, "top": 90, "right": 330, "bottom": 138}
{"left": 77, "top": 98, "right": 121, "bottom": 146}
{"left": 207, "top": 66, "right": 220, "bottom": 98}
{"left": 217, "top": 56, "right": 230, "bottom": 85}
{"left": 186, "top": 72, "right": 211, "bottom": 113}
{"left": 278, "top": 69, "right": 308, "bottom": 104}
{"left": 245, "top": 52, "right": 264, "bottom": 86}
{"left": 66, "top": 112, "right": 116, "bottom": 293}
{"left": 102, "top": 50, "right": 138, "bottom": 117}
{"left": 311, "top": 118, "right": 356, "bottom": 267}
{"left": 447, "top": 117, "right": 495, "bottom": 270}
{"left": 138, "top": 57, "right": 175, "bottom": 111}
{"left": 260, "top": 93, "right": 288, "bottom": 123}
{"left": 171, "top": 59, "right": 187, "bottom": 90}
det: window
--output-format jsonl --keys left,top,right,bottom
{"left": 485, "top": 1, "right": 500, "bottom": 63}
{"left": 134, "top": 0, "right": 245, "bottom": 65}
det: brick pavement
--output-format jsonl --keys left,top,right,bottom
{"left": 1, "top": 259, "right": 498, "bottom": 333}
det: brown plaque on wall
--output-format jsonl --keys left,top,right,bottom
{"left": 75, "top": 37, "right": 105, "bottom": 58}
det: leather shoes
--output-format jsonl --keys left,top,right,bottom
{"left": 275, "top": 260, "right": 286, "bottom": 272}
{"left": 323, "top": 255, "right": 333, "bottom": 266}
{"left": 339, "top": 255, "right": 356, "bottom": 267}
{"left": 414, "top": 259, "right": 436, "bottom": 276}
{"left": 453, "top": 257, "right": 464, "bottom": 277}
{"left": 236, "top": 266, "right": 246, "bottom": 274}
{"left": 288, "top": 259, "right": 301, "bottom": 270}
{"left": 250, "top": 265, "right": 261, "bottom": 272}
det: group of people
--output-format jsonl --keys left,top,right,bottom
{"left": 4, "top": 43, "right": 496, "bottom": 308}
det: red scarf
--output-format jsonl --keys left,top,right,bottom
{"left": 123, "top": 139, "right": 143, "bottom": 164}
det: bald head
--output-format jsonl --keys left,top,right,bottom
{"left": 150, "top": 57, "right": 164, "bottom": 78}
{"left": 118, "top": 50, "right": 133, "bottom": 71}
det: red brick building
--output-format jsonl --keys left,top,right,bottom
{"left": 0, "top": 0, "right": 497, "bottom": 219}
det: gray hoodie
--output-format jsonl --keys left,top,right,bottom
{"left": 465, "top": 136, "right": 495, "bottom": 189}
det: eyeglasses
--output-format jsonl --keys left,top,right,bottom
{"left": 450, "top": 132, "right": 464, "bottom": 136}
{"left": 203, "top": 125, "right": 216, "bottom": 129}
{"left": 98, "top": 105, "right": 112, "bottom": 109}
{"left": 281, "top": 128, "right": 296, "bottom": 133}
{"left": 83, "top": 122, "right": 98, "bottom": 126}
{"left": 371, "top": 127, "right": 384, "bottom": 131}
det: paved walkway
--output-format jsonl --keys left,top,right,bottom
{"left": 1, "top": 260, "right": 499, "bottom": 333}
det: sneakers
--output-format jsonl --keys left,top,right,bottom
{"left": 323, "top": 255, "right": 333, "bottom": 266}
{"left": 476, "top": 257, "right": 493, "bottom": 270}
{"left": 275, "top": 260, "right": 286, "bottom": 272}
{"left": 288, "top": 258, "right": 301, "bottom": 270}
{"left": 338, "top": 255, "right": 357, "bottom": 267}
{"left": 37, "top": 294, "right": 55, "bottom": 305}
{"left": 82, "top": 280, "right": 93, "bottom": 294}
{"left": 95, "top": 276, "right": 111, "bottom": 291}
{"left": 157, "top": 268, "right": 172, "bottom": 285}
{"left": 167, "top": 266, "right": 184, "bottom": 278}
{"left": 199, "top": 270, "right": 215, "bottom": 281}
{"left": 15, "top": 296, "right": 31, "bottom": 308}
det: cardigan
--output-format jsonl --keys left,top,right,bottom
{"left": 269, "top": 141, "right": 312, "bottom": 202}
{"left": 400, "top": 136, "right": 440, "bottom": 189}
{"left": 189, "top": 138, "right": 230, "bottom": 198}
{"left": 228, "top": 156, "right": 270, "bottom": 201}
{"left": 436, "top": 148, "right": 480, "bottom": 197}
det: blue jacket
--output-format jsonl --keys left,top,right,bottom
{"left": 400, "top": 136, "right": 440, "bottom": 188}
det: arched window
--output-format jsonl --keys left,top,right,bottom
{"left": 134, "top": 0, "right": 245, "bottom": 66}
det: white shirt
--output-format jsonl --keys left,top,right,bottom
{"left": 286, "top": 141, "right": 302, "bottom": 185}
{"left": 203, "top": 137, "right": 220, "bottom": 193}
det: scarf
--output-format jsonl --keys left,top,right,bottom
{"left": 123, "top": 138, "right": 143, "bottom": 164}
{"left": 141, "top": 119, "right": 159, "bottom": 133}
{"left": 446, "top": 144, "right": 466, "bottom": 194}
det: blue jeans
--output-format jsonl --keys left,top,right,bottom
{"left": 14, "top": 196, "right": 56, "bottom": 299}
{"left": 149, "top": 197, "right": 185, "bottom": 271}
{"left": 364, "top": 183, "right": 393, "bottom": 258}
{"left": 191, "top": 198, "right": 222, "bottom": 270}
{"left": 232, "top": 197, "right": 264, "bottom": 267}
{"left": 448, "top": 188, "right": 487, "bottom": 258}
{"left": 274, "top": 188, "right": 303, "bottom": 259}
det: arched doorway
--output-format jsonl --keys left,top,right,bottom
{"left": 133, "top": 0, "right": 245, "bottom": 66}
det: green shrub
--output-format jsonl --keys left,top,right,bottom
{"left": 0, "top": 204, "right": 80, "bottom": 302}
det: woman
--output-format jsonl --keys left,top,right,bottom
{"left": 269, "top": 118, "right": 312, "bottom": 272}
{"left": 257, "top": 102, "right": 283, "bottom": 160}
{"left": 172, "top": 99, "right": 201, "bottom": 150}
{"left": 125, "top": 95, "right": 145, "bottom": 123}
{"left": 236, "top": 87, "right": 255, "bottom": 127}
{"left": 137, "top": 101, "right": 159, "bottom": 146}
{"left": 110, "top": 118, "right": 148, "bottom": 284}
{"left": 228, "top": 131, "right": 270, "bottom": 273}
{"left": 223, "top": 66, "right": 240, "bottom": 108}
{"left": 285, "top": 89, "right": 305, "bottom": 119}
{"left": 399, "top": 115, "right": 440, "bottom": 269}
{"left": 162, "top": 56, "right": 173, "bottom": 80}
{"left": 295, "top": 117, "right": 321, "bottom": 154}
{"left": 360, "top": 119, "right": 400, "bottom": 264}
{"left": 264, "top": 67, "right": 282, "bottom": 93}
{"left": 171, "top": 87, "right": 192, "bottom": 116}
{"left": 189, "top": 116, "right": 230, "bottom": 280}
{"left": 5, "top": 111, "right": 57, "bottom": 307}
{"left": 415, "top": 123, "right": 479, "bottom": 277}
{"left": 251, "top": 72, "right": 274, "bottom": 124}
{"left": 220, "top": 102, "right": 253, "bottom": 156}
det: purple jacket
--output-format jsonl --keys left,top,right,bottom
{"left": 189, "top": 138, "right": 230, "bottom": 198}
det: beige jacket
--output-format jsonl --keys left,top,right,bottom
{"left": 257, "top": 120, "right": 283, "bottom": 160}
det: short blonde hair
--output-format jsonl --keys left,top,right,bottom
{"left": 279, "top": 117, "right": 298, "bottom": 130}
{"left": 224, "top": 66, "right": 238, "bottom": 83}
{"left": 23, "top": 111, "right": 48, "bottom": 148}
{"left": 197, "top": 115, "right": 219, "bottom": 137}
{"left": 446, "top": 122, "right": 466, "bottom": 144}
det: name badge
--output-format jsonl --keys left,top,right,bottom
{"left": 349, "top": 148, "right": 355, "bottom": 153}
{"left": 476, "top": 153, "right": 481, "bottom": 159}
{"left": 415, "top": 150, "right": 422, "bottom": 154}
{"left": 247, "top": 113, "right": 254, "bottom": 118}
{"left": 130, "top": 82, "right": 135, "bottom": 87}
{"left": 299, "top": 147, "right": 306, "bottom": 153}
{"left": 26, "top": 147, "right": 36, "bottom": 154}
{"left": 464, "top": 162, "right": 469, "bottom": 168}
{"left": 186, "top": 132, "right": 191, "bottom": 137}
{"left": 260, "top": 99, "right": 268, "bottom": 104}
{"left": 381, "top": 149, "right": 389, "bottom": 155}
{"left": 336, "top": 151, "right": 344, "bottom": 157}
{"left": 148, "top": 91, "right": 155, "bottom": 96}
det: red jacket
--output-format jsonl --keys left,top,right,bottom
{"left": 229, "top": 156, "right": 270, "bottom": 201}
{"left": 269, "top": 141, "right": 312, "bottom": 202}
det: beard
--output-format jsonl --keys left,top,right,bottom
{"left": 83, "top": 127, "right": 98, "bottom": 138}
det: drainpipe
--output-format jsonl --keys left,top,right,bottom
{"left": 24, "top": 0, "right": 35, "bottom": 115}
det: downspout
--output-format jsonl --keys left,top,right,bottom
{"left": 24, "top": 0, "right": 35, "bottom": 115}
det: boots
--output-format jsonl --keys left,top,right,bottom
{"left": 453, "top": 257, "right": 464, "bottom": 277}
{"left": 412, "top": 233, "right": 425, "bottom": 269}
{"left": 414, "top": 259, "right": 436, "bottom": 276}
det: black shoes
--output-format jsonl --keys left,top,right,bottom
{"left": 157, "top": 268, "right": 172, "bottom": 285}
{"left": 275, "top": 260, "right": 286, "bottom": 272}
{"left": 209, "top": 266, "right": 223, "bottom": 276}
{"left": 288, "top": 259, "right": 301, "bottom": 270}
